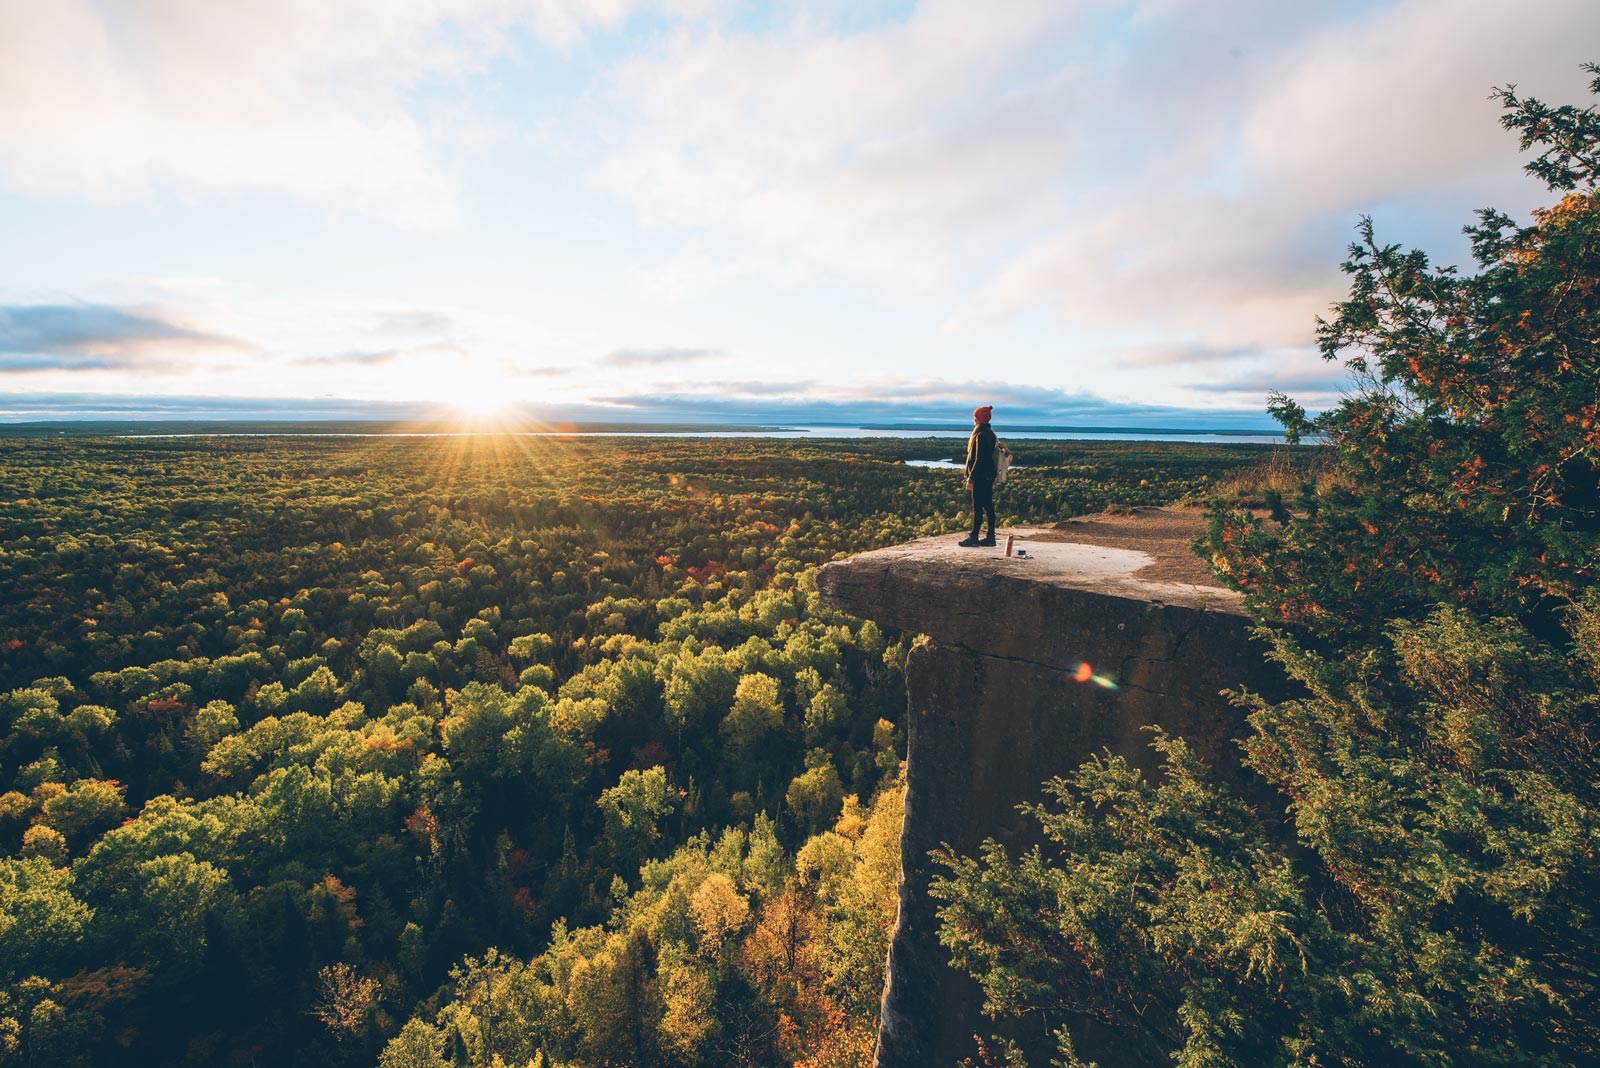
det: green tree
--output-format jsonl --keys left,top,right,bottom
{"left": 127, "top": 853, "right": 235, "bottom": 967}
{"left": 785, "top": 760, "right": 845, "bottom": 840}
{"left": 802, "top": 684, "right": 849, "bottom": 749}
{"left": 598, "top": 768, "right": 678, "bottom": 874}
{"left": 185, "top": 699, "right": 239, "bottom": 755}
{"left": 379, "top": 1017, "right": 448, "bottom": 1068}
{"left": 933, "top": 67, "right": 1600, "bottom": 1068}
{"left": 289, "top": 664, "right": 344, "bottom": 715}
{"left": 38, "top": 780, "right": 125, "bottom": 845}
{"left": 0, "top": 857, "right": 93, "bottom": 980}
{"left": 721, "top": 673, "right": 784, "bottom": 770}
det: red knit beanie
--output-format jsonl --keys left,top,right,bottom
{"left": 973, "top": 405, "right": 993, "bottom": 424}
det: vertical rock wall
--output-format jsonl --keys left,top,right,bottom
{"left": 816, "top": 525, "right": 1283, "bottom": 1068}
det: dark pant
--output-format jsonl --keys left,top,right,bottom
{"left": 970, "top": 477, "right": 995, "bottom": 538}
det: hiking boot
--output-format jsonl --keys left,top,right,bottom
{"left": 978, "top": 535, "right": 996, "bottom": 546}
{"left": 957, "top": 535, "right": 982, "bottom": 547}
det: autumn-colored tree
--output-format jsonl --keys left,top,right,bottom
{"left": 311, "top": 962, "right": 382, "bottom": 1041}
{"left": 1210, "top": 69, "right": 1600, "bottom": 645}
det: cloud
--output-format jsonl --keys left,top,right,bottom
{"left": 288, "top": 337, "right": 579, "bottom": 399}
{"left": 366, "top": 307, "right": 463, "bottom": 336}
{"left": 0, "top": 391, "right": 434, "bottom": 421}
{"left": 1118, "top": 342, "right": 1262, "bottom": 369}
{"left": 594, "top": 375, "right": 1275, "bottom": 428}
{"left": 0, "top": 374, "right": 1276, "bottom": 429}
{"left": 595, "top": 0, "right": 1091, "bottom": 290}
{"left": 601, "top": 346, "right": 722, "bottom": 367}
{"left": 0, "top": 355, "right": 126, "bottom": 373}
{"left": 587, "top": 0, "right": 1599, "bottom": 387}
{"left": 0, "top": 302, "right": 252, "bottom": 372}
{"left": 1239, "top": 0, "right": 1593, "bottom": 211}
{"left": 953, "top": 0, "right": 1600, "bottom": 350}
{"left": 0, "top": 0, "right": 712, "bottom": 219}
{"left": 298, "top": 342, "right": 473, "bottom": 367}
{"left": 0, "top": 286, "right": 602, "bottom": 408}
{"left": 1187, "top": 366, "right": 1351, "bottom": 401}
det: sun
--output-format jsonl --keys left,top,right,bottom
{"left": 436, "top": 365, "right": 517, "bottom": 418}
{"left": 388, "top": 352, "right": 522, "bottom": 423}
{"left": 448, "top": 388, "right": 512, "bottom": 418}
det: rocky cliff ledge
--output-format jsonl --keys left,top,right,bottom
{"left": 816, "top": 508, "right": 1283, "bottom": 1068}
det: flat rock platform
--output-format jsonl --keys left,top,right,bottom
{"left": 827, "top": 506, "right": 1242, "bottom": 616}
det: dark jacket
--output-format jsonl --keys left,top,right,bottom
{"left": 964, "top": 423, "right": 997, "bottom": 482}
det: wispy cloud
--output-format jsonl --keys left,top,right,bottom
{"left": 590, "top": 0, "right": 1599, "bottom": 370}
{"left": 1118, "top": 343, "right": 1264, "bottom": 369}
{"left": 595, "top": 376, "right": 1276, "bottom": 428}
{"left": 0, "top": 0, "right": 716, "bottom": 220}
{"left": 950, "top": 0, "right": 1600, "bottom": 349}
{"left": 0, "top": 302, "right": 253, "bottom": 373}
{"left": 0, "top": 354, "right": 126, "bottom": 373}
{"left": 296, "top": 342, "right": 472, "bottom": 367}
{"left": 0, "top": 377, "right": 1277, "bottom": 429}
{"left": 0, "top": 391, "right": 433, "bottom": 421}
{"left": 1187, "top": 366, "right": 1351, "bottom": 400}
{"left": 601, "top": 346, "right": 723, "bottom": 367}
{"left": 595, "top": 0, "right": 1087, "bottom": 291}
{"left": 365, "top": 307, "right": 462, "bottom": 336}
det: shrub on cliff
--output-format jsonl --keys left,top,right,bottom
{"left": 931, "top": 67, "right": 1600, "bottom": 1067}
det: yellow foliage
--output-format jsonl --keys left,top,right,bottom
{"left": 690, "top": 872, "right": 750, "bottom": 951}
{"left": 832, "top": 794, "right": 866, "bottom": 841}
{"left": 657, "top": 963, "right": 714, "bottom": 1059}
{"left": 20, "top": 824, "right": 68, "bottom": 864}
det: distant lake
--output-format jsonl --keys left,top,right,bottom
{"left": 110, "top": 423, "right": 1291, "bottom": 445}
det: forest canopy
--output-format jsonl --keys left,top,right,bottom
{"left": 0, "top": 431, "right": 1286, "bottom": 1067}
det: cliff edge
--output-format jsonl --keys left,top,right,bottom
{"left": 817, "top": 508, "right": 1282, "bottom": 1068}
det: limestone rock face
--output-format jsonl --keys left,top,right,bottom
{"left": 816, "top": 512, "right": 1284, "bottom": 1068}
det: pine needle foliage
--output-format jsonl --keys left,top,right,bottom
{"left": 932, "top": 66, "right": 1600, "bottom": 1068}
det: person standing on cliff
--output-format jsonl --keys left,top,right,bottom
{"left": 960, "top": 405, "right": 997, "bottom": 547}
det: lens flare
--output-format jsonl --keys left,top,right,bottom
{"left": 1071, "top": 660, "right": 1119, "bottom": 691}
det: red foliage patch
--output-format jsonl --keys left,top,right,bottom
{"left": 632, "top": 740, "right": 672, "bottom": 770}
{"left": 144, "top": 696, "right": 188, "bottom": 718}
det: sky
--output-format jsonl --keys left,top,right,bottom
{"left": 0, "top": 0, "right": 1596, "bottom": 427}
